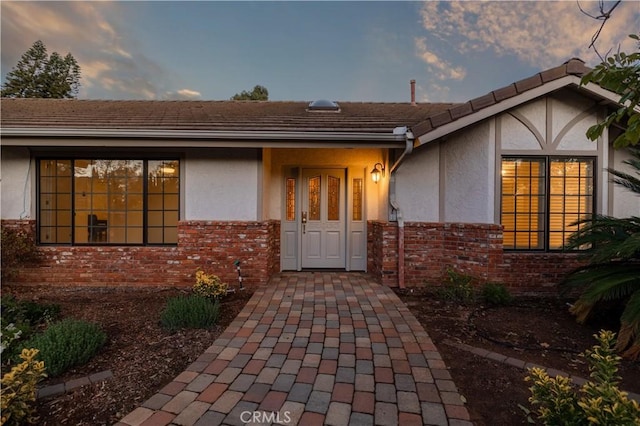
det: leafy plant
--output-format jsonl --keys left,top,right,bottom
{"left": 18, "top": 319, "right": 106, "bottom": 377}
{"left": 436, "top": 268, "right": 476, "bottom": 304}
{"left": 0, "top": 228, "right": 43, "bottom": 282}
{"left": 525, "top": 330, "right": 640, "bottom": 425}
{"left": 193, "top": 269, "right": 228, "bottom": 299}
{"left": 0, "top": 296, "right": 60, "bottom": 363}
{"left": 161, "top": 295, "right": 221, "bottom": 331}
{"left": 580, "top": 34, "right": 639, "bottom": 148}
{"left": 481, "top": 282, "right": 512, "bottom": 306}
{"left": 562, "top": 147, "right": 640, "bottom": 359}
{"left": 1, "top": 348, "right": 47, "bottom": 426}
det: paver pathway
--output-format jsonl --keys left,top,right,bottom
{"left": 117, "top": 272, "right": 471, "bottom": 425}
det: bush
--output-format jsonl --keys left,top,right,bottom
{"left": 436, "top": 268, "right": 475, "bottom": 304}
{"left": 19, "top": 319, "right": 106, "bottom": 377}
{"left": 193, "top": 269, "right": 228, "bottom": 299}
{"left": 481, "top": 282, "right": 512, "bottom": 306}
{"left": 1, "top": 348, "right": 46, "bottom": 426}
{"left": 0, "top": 227, "right": 42, "bottom": 282}
{"left": 161, "top": 295, "right": 220, "bottom": 331}
{"left": 524, "top": 330, "right": 640, "bottom": 425}
{"left": 1, "top": 296, "right": 60, "bottom": 363}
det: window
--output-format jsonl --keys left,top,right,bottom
{"left": 38, "top": 159, "right": 179, "bottom": 245}
{"left": 501, "top": 157, "right": 594, "bottom": 250}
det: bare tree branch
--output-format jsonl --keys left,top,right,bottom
{"left": 577, "top": 0, "right": 622, "bottom": 61}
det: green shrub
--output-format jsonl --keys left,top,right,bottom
{"left": 0, "top": 227, "right": 42, "bottom": 282}
{"left": 1, "top": 348, "right": 47, "bottom": 426}
{"left": 436, "top": 268, "right": 476, "bottom": 304}
{"left": 1, "top": 296, "right": 60, "bottom": 363}
{"left": 19, "top": 319, "right": 106, "bottom": 377}
{"left": 481, "top": 282, "right": 512, "bottom": 306}
{"left": 161, "top": 295, "right": 220, "bottom": 331}
{"left": 524, "top": 330, "right": 640, "bottom": 425}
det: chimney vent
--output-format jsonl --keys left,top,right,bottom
{"left": 410, "top": 79, "right": 416, "bottom": 106}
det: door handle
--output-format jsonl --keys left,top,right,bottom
{"left": 301, "top": 211, "right": 307, "bottom": 234}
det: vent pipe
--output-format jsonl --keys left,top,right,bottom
{"left": 410, "top": 79, "right": 416, "bottom": 106}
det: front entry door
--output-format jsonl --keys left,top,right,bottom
{"left": 301, "top": 168, "right": 346, "bottom": 268}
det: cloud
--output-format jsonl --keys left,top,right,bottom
{"left": 0, "top": 1, "right": 181, "bottom": 99}
{"left": 163, "top": 89, "right": 202, "bottom": 100}
{"left": 419, "top": 1, "right": 638, "bottom": 69}
{"left": 415, "top": 37, "right": 467, "bottom": 81}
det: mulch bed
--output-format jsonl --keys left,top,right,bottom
{"left": 396, "top": 289, "right": 640, "bottom": 425}
{"left": 3, "top": 283, "right": 638, "bottom": 425}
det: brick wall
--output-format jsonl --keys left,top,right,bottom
{"left": 2, "top": 219, "right": 280, "bottom": 289}
{"left": 368, "top": 221, "right": 584, "bottom": 294}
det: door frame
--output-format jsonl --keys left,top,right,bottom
{"left": 280, "top": 165, "right": 367, "bottom": 271}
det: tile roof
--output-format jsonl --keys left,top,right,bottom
{"left": 0, "top": 99, "right": 456, "bottom": 134}
{"left": 410, "top": 58, "right": 591, "bottom": 138}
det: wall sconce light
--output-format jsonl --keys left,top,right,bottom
{"left": 371, "top": 162, "right": 385, "bottom": 184}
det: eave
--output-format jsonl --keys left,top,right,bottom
{"left": 0, "top": 128, "right": 409, "bottom": 149}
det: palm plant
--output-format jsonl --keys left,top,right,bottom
{"left": 563, "top": 147, "right": 640, "bottom": 359}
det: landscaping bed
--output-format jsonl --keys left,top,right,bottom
{"left": 3, "top": 285, "right": 252, "bottom": 426}
{"left": 396, "top": 289, "right": 640, "bottom": 425}
{"left": 3, "top": 282, "right": 639, "bottom": 425}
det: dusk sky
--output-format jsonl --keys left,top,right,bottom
{"left": 1, "top": 1, "right": 638, "bottom": 103}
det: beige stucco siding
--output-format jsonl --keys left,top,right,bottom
{"left": 612, "top": 147, "right": 640, "bottom": 218}
{"left": 1, "top": 147, "right": 32, "bottom": 220}
{"left": 184, "top": 149, "right": 261, "bottom": 221}
{"left": 393, "top": 142, "right": 440, "bottom": 222}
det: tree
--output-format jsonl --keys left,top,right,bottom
{"left": 562, "top": 147, "right": 640, "bottom": 359}
{"left": 1, "top": 40, "right": 81, "bottom": 99}
{"left": 580, "top": 33, "right": 640, "bottom": 148}
{"left": 230, "top": 85, "right": 269, "bottom": 101}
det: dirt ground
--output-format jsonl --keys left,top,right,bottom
{"left": 396, "top": 289, "right": 640, "bottom": 425}
{"left": 4, "top": 283, "right": 639, "bottom": 425}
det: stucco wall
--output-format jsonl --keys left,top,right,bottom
{"left": 442, "top": 122, "right": 493, "bottom": 223}
{"left": 184, "top": 149, "right": 261, "bottom": 221}
{"left": 1, "top": 147, "right": 33, "bottom": 220}
{"left": 393, "top": 142, "right": 440, "bottom": 222}
{"left": 612, "top": 147, "right": 640, "bottom": 217}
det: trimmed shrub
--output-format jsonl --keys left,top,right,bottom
{"left": 19, "top": 319, "right": 106, "bottom": 377}
{"left": 481, "top": 282, "right": 512, "bottom": 306}
{"left": 161, "top": 295, "right": 220, "bottom": 331}
{"left": 524, "top": 330, "right": 640, "bottom": 425}
{"left": 1, "top": 348, "right": 47, "bottom": 425}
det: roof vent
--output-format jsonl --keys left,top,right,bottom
{"left": 307, "top": 99, "right": 340, "bottom": 112}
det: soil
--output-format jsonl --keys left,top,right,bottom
{"left": 395, "top": 289, "right": 640, "bottom": 425}
{"left": 3, "top": 284, "right": 639, "bottom": 425}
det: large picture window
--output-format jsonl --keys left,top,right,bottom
{"left": 38, "top": 159, "right": 179, "bottom": 245}
{"left": 501, "top": 157, "right": 594, "bottom": 250}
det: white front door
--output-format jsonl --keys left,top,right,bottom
{"left": 301, "top": 168, "right": 346, "bottom": 268}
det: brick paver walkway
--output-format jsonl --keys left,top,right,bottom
{"left": 117, "top": 272, "right": 471, "bottom": 425}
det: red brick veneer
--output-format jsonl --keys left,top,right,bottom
{"left": 367, "top": 221, "right": 584, "bottom": 294}
{"left": 2, "top": 219, "right": 280, "bottom": 289}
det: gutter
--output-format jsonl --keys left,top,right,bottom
{"left": 388, "top": 126, "right": 415, "bottom": 289}
{"left": 1, "top": 128, "right": 407, "bottom": 143}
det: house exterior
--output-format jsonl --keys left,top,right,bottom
{"left": 1, "top": 58, "right": 637, "bottom": 292}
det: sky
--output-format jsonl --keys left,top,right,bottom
{"left": 1, "top": 1, "right": 638, "bottom": 103}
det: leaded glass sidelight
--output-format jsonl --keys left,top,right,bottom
{"left": 286, "top": 178, "right": 296, "bottom": 221}
{"left": 328, "top": 176, "right": 340, "bottom": 221}
{"left": 353, "top": 178, "right": 363, "bottom": 221}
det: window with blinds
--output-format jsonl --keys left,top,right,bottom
{"left": 500, "top": 157, "right": 594, "bottom": 251}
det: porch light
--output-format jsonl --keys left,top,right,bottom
{"left": 371, "top": 163, "right": 385, "bottom": 184}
